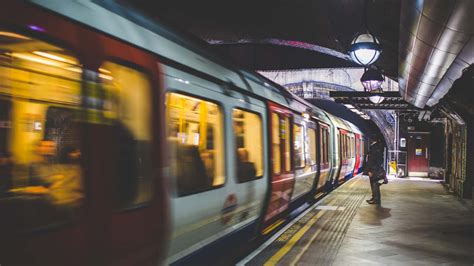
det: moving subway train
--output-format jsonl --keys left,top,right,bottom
{"left": 0, "top": 1, "right": 367, "bottom": 265}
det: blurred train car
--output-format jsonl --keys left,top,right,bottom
{"left": 0, "top": 1, "right": 366, "bottom": 265}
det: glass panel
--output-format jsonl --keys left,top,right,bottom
{"left": 350, "top": 137, "right": 353, "bottom": 158}
{"left": 272, "top": 113, "right": 281, "bottom": 174}
{"left": 233, "top": 109, "right": 263, "bottom": 182}
{"left": 166, "top": 93, "right": 224, "bottom": 196}
{"left": 308, "top": 128, "right": 317, "bottom": 165}
{"left": 320, "top": 128, "right": 326, "bottom": 164}
{"left": 293, "top": 124, "right": 304, "bottom": 168}
{"left": 100, "top": 62, "right": 153, "bottom": 208}
{"left": 345, "top": 136, "right": 348, "bottom": 159}
{"left": 327, "top": 130, "right": 330, "bottom": 162}
{"left": 284, "top": 117, "right": 291, "bottom": 172}
{"left": 0, "top": 30, "right": 83, "bottom": 232}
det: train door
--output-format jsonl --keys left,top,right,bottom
{"left": 337, "top": 129, "right": 348, "bottom": 182}
{"left": 263, "top": 102, "right": 294, "bottom": 230}
{"left": 230, "top": 97, "right": 268, "bottom": 242}
{"left": 316, "top": 123, "right": 330, "bottom": 193}
{"left": 359, "top": 137, "right": 365, "bottom": 173}
{"left": 353, "top": 134, "right": 361, "bottom": 175}
{"left": 291, "top": 115, "right": 317, "bottom": 203}
{"left": 0, "top": 26, "right": 91, "bottom": 264}
{"left": 163, "top": 71, "right": 229, "bottom": 263}
{"left": 86, "top": 56, "right": 165, "bottom": 265}
{"left": 407, "top": 133, "right": 430, "bottom": 176}
{"left": 346, "top": 133, "right": 355, "bottom": 178}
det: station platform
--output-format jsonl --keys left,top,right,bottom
{"left": 238, "top": 176, "right": 474, "bottom": 265}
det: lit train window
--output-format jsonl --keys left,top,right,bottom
{"left": 283, "top": 117, "right": 291, "bottom": 172}
{"left": 320, "top": 127, "right": 327, "bottom": 164}
{"left": 326, "top": 129, "right": 330, "bottom": 162}
{"left": 308, "top": 128, "right": 317, "bottom": 165}
{"left": 351, "top": 137, "right": 355, "bottom": 158}
{"left": 100, "top": 62, "right": 153, "bottom": 208}
{"left": 293, "top": 124, "right": 305, "bottom": 168}
{"left": 344, "top": 136, "right": 347, "bottom": 159}
{"left": 166, "top": 92, "right": 224, "bottom": 196}
{"left": 272, "top": 113, "right": 281, "bottom": 174}
{"left": 233, "top": 109, "right": 263, "bottom": 182}
{"left": 0, "top": 30, "right": 83, "bottom": 232}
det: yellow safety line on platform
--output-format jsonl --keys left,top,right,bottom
{"left": 289, "top": 177, "right": 363, "bottom": 265}
{"left": 263, "top": 197, "right": 338, "bottom": 266}
{"left": 263, "top": 219, "right": 286, "bottom": 235}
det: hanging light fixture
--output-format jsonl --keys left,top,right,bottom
{"left": 368, "top": 87, "right": 385, "bottom": 104}
{"left": 360, "top": 68, "right": 384, "bottom": 91}
{"left": 349, "top": 31, "right": 382, "bottom": 66}
{"left": 348, "top": 0, "right": 382, "bottom": 66}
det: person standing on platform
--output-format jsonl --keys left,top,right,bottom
{"left": 364, "top": 135, "right": 387, "bottom": 205}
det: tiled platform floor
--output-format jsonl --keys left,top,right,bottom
{"left": 333, "top": 177, "right": 474, "bottom": 266}
{"left": 240, "top": 176, "right": 474, "bottom": 265}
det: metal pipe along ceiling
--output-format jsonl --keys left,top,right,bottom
{"left": 399, "top": 0, "right": 474, "bottom": 109}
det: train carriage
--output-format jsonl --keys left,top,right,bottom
{"left": 0, "top": 1, "right": 366, "bottom": 265}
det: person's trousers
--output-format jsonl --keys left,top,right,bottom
{"left": 370, "top": 179, "right": 381, "bottom": 204}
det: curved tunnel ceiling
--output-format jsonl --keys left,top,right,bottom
{"left": 121, "top": 0, "right": 400, "bottom": 79}
{"left": 122, "top": 0, "right": 472, "bottom": 110}
{"left": 399, "top": 0, "right": 474, "bottom": 108}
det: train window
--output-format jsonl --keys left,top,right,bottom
{"left": 320, "top": 127, "right": 327, "bottom": 164}
{"left": 340, "top": 134, "right": 343, "bottom": 159}
{"left": 0, "top": 30, "right": 84, "bottom": 233}
{"left": 293, "top": 124, "right": 305, "bottom": 168}
{"left": 233, "top": 109, "right": 263, "bottom": 182}
{"left": 345, "top": 135, "right": 349, "bottom": 159}
{"left": 327, "top": 130, "right": 330, "bottom": 162}
{"left": 352, "top": 137, "right": 355, "bottom": 158}
{"left": 344, "top": 136, "right": 347, "bottom": 159}
{"left": 325, "top": 129, "right": 330, "bottom": 163}
{"left": 348, "top": 136, "right": 351, "bottom": 158}
{"left": 283, "top": 117, "right": 291, "bottom": 172}
{"left": 166, "top": 92, "right": 224, "bottom": 196}
{"left": 272, "top": 113, "right": 281, "bottom": 174}
{"left": 346, "top": 136, "right": 350, "bottom": 159}
{"left": 308, "top": 128, "right": 317, "bottom": 165}
{"left": 99, "top": 62, "right": 153, "bottom": 208}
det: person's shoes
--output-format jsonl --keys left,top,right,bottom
{"left": 367, "top": 199, "right": 381, "bottom": 205}
{"left": 366, "top": 198, "right": 374, "bottom": 203}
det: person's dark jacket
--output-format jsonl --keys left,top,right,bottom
{"left": 364, "top": 140, "right": 384, "bottom": 175}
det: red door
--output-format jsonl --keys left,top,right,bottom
{"left": 0, "top": 3, "right": 167, "bottom": 264}
{"left": 262, "top": 102, "right": 295, "bottom": 232}
{"left": 88, "top": 36, "right": 167, "bottom": 265}
{"left": 407, "top": 133, "right": 430, "bottom": 176}
{"left": 353, "top": 134, "right": 361, "bottom": 175}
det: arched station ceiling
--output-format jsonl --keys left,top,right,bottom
{"left": 121, "top": 0, "right": 400, "bottom": 79}
{"left": 121, "top": 0, "right": 473, "bottom": 110}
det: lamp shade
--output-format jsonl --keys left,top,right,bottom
{"left": 360, "top": 68, "right": 384, "bottom": 91}
{"left": 369, "top": 95, "right": 385, "bottom": 104}
{"left": 349, "top": 32, "right": 381, "bottom": 66}
{"left": 368, "top": 88, "right": 384, "bottom": 104}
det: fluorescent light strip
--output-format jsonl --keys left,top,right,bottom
{"left": 0, "top": 31, "right": 30, "bottom": 40}
{"left": 33, "top": 51, "right": 78, "bottom": 65}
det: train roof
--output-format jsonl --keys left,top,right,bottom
{"left": 30, "top": 0, "right": 291, "bottom": 103}
{"left": 29, "top": 0, "right": 361, "bottom": 135}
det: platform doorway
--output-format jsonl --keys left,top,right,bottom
{"left": 407, "top": 133, "right": 430, "bottom": 176}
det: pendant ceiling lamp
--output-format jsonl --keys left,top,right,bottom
{"left": 349, "top": 31, "right": 381, "bottom": 66}
{"left": 360, "top": 68, "right": 384, "bottom": 92}
{"left": 368, "top": 87, "right": 385, "bottom": 104}
{"left": 348, "top": 0, "right": 382, "bottom": 66}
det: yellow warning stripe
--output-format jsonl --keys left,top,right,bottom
{"left": 262, "top": 218, "right": 286, "bottom": 235}
{"left": 289, "top": 176, "right": 363, "bottom": 265}
{"left": 263, "top": 197, "right": 339, "bottom": 266}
